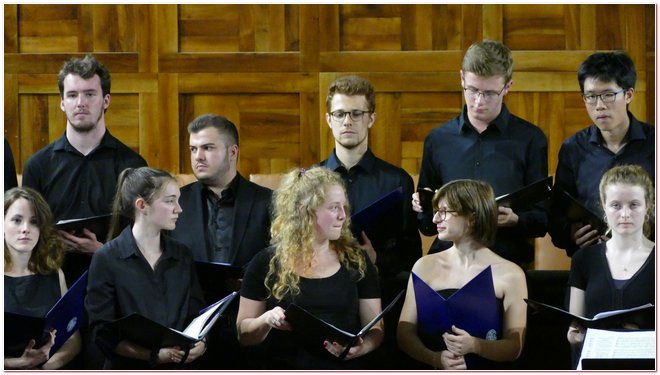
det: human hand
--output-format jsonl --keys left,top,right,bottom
{"left": 411, "top": 192, "right": 423, "bottom": 213}
{"left": 184, "top": 341, "right": 206, "bottom": 363}
{"left": 323, "top": 337, "right": 362, "bottom": 360}
{"left": 439, "top": 350, "right": 467, "bottom": 370}
{"left": 497, "top": 206, "right": 519, "bottom": 227}
{"left": 566, "top": 324, "right": 585, "bottom": 345}
{"left": 264, "top": 306, "right": 291, "bottom": 331}
{"left": 360, "top": 231, "right": 377, "bottom": 264}
{"left": 570, "top": 223, "right": 600, "bottom": 248}
{"left": 158, "top": 347, "right": 187, "bottom": 365}
{"left": 59, "top": 228, "right": 103, "bottom": 254}
{"left": 442, "top": 325, "right": 475, "bottom": 356}
{"left": 20, "top": 330, "right": 56, "bottom": 369}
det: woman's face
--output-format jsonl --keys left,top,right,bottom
{"left": 314, "top": 184, "right": 347, "bottom": 242}
{"left": 145, "top": 180, "right": 182, "bottom": 231}
{"left": 4, "top": 198, "right": 40, "bottom": 255}
{"left": 432, "top": 199, "right": 468, "bottom": 242}
{"left": 603, "top": 183, "right": 647, "bottom": 236}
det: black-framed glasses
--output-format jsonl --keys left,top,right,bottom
{"left": 329, "top": 110, "right": 371, "bottom": 122}
{"left": 582, "top": 89, "right": 626, "bottom": 105}
{"left": 433, "top": 209, "right": 458, "bottom": 221}
{"left": 463, "top": 85, "right": 507, "bottom": 102}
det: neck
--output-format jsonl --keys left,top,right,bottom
{"left": 467, "top": 104, "right": 501, "bottom": 134}
{"left": 335, "top": 142, "right": 367, "bottom": 170}
{"left": 132, "top": 219, "right": 162, "bottom": 255}
{"left": 608, "top": 231, "right": 650, "bottom": 253}
{"left": 208, "top": 170, "right": 237, "bottom": 197}
{"left": 452, "top": 237, "right": 484, "bottom": 266}
{"left": 66, "top": 122, "right": 106, "bottom": 156}
{"left": 599, "top": 121, "right": 630, "bottom": 153}
{"left": 7, "top": 251, "right": 32, "bottom": 276}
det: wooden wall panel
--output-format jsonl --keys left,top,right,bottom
{"left": 4, "top": 3, "right": 654, "bottom": 181}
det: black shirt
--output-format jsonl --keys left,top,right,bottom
{"left": 22, "top": 130, "right": 147, "bottom": 221}
{"left": 418, "top": 104, "right": 548, "bottom": 265}
{"left": 203, "top": 175, "right": 239, "bottom": 263}
{"left": 549, "top": 112, "right": 655, "bottom": 255}
{"left": 319, "top": 148, "right": 422, "bottom": 284}
{"left": 85, "top": 226, "right": 205, "bottom": 369}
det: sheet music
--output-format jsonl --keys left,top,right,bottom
{"left": 577, "top": 329, "right": 656, "bottom": 370}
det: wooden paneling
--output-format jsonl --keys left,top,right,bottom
{"left": 4, "top": 4, "right": 654, "bottom": 181}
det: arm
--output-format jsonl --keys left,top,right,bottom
{"left": 443, "top": 265, "right": 527, "bottom": 362}
{"left": 325, "top": 298, "right": 384, "bottom": 360}
{"left": 567, "top": 287, "right": 586, "bottom": 345}
{"left": 4, "top": 331, "right": 56, "bottom": 369}
{"left": 416, "top": 135, "right": 442, "bottom": 236}
{"left": 236, "top": 296, "right": 290, "bottom": 346}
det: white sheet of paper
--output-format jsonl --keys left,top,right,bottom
{"left": 577, "top": 328, "right": 656, "bottom": 370}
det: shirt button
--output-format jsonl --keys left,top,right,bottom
{"left": 476, "top": 161, "right": 480, "bottom": 167}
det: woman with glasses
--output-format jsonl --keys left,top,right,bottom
{"left": 566, "top": 165, "right": 654, "bottom": 365}
{"left": 549, "top": 51, "right": 654, "bottom": 256}
{"left": 398, "top": 179, "right": 527, "bottom": 370}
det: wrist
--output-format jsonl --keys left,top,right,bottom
{"left": 148, "top": 348, "right": 159, "bottom": 368}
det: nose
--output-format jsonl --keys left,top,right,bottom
{"left": 432, "top": 210, "right": 441, "bottom": 224}
{"left": 594, "top": 96, "right": 608, "bottom": 109}
{"left": 20, "top": 221, "right": 30, "bottom": 233}
{"left": 174, "top": 201, "right": 183, "bottom": 214}
{"left": 621, "top": 205, "right": 631, "bottom": 218}
{"left": 193, "top": 149, "right": 203, "bottom": 160}
{"left": 341, "top": 115, "right": 353, "bottom": 126}
{"left": 337, "top": 206, "right": 346, "bottom": 221}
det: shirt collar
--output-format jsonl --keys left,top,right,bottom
{"left": 203, "top": 173, "right": 240, "bottom": 201}
{"left": 458, "top": 104, "right": 510, "bottom": 134}
{"left": 326, "top": 148, "right": 377, "bottom": 173}
{"left": 116, "top": 225, "right": 181, "bottom": 261}
{"left": 53, "top": 129, "right": 118, "bottom": 154}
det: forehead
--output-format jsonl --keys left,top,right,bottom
{"left": 330, "top": 94, "right": 368, "bottom": 111}
{"left": 324, "top": 184, "right": 346, "bottom": 201}
{"left": 7, "top": 197, "right": 34, "bottom": 215}
{"left": 462, "top": 72, "right": 506, "bottom": 89}
{"left": 189, "top": 127, "right": 226, "bottom": 146}
{"left": 604, "top": 183, "right": 646, "bottom": 200}
{"left": 63, "top": 74, "right": 102, "bottom": 91}
{"left": 157, "top": 180, "right": 180, "bottom": 197}
{"left": 583, "top": 77, "right": 621, "bottom": 92}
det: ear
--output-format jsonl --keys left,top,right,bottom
{"left": 134, "top": 197, "right": 147, "bottom": 214}
{"left": 103, "top": 94, "right": 111, "bottom": 110}
{"left": 625, "top": 88, "right": 634, "bottom": 104}
{"left": 460, "top": 69, "right": 465, "bottom": 83}
{"left": 325, "top": 112, "right": 333, "bottom": 129}
{"left": 367, "top": 112, "right": 376, "bottom": 129}
{"left": 502, "top": 80, "right": 513, "bottom": 95}
{"left": 60, "top": 97, "right": 65, "bottom": 112}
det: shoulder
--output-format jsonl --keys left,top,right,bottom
{"left": 372, "top": 157, "right": 413, "bottom": 181}
{"left": 24, "top": 142, "right": 56, "bottom": 169}
{"left": 508, "top": 115, "right": 546, "bottom": 137}
{"left": 561, "top": 126, "right": 591, "bottom": 148}
{"left": 107, "top": 134, "right": 147, "bottom": 165}
{"left": 572, "top": 242, "right": 603, "bottom": 262}
{"left": 411, "top": 252, "right": 445, "bottom": 279}
{"left": 239, "top": 176, "right": 273, "bottom": 198}
{"left": 180, "top": 181, "right": 202, "bottom": 195}
{"left": 490, "top": 258, "right": 526, "bottom": 285}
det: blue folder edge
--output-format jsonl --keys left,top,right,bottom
{"left": 45, "top": 270, "right": 89, "bottom": 355}
{"left": 350, "top": 187, "right": 404, "bottom": 236}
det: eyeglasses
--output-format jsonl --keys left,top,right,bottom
{"left": 582, "top": 89, "right": 626, "bottom": 105}
{"left": 329, "top": 110, "right": 371, "bottom": 122}
{"left": 433, "top": 209, "right": 458, "bottom": 221}
{"left": 463, "top": 85, "right": 507, "bottom": 102}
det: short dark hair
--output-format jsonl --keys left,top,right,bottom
{"left": 577, "top": 51, "right": 637, "bottom": 93}
{"left": 432, "top": 179, "right": 498, "bottom": 247}
{"left": 325, "top": 75, "right": 376, "bottom": 113}
{"left": 187, "top": 114, "right": 239, "bottom": 147}
{"left": 57, "top": 54, "right": 111, "bottom": 98}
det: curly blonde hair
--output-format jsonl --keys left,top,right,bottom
{"left": 4, "top": 187, "right": 64, "bottom": 274}
{"left": 266, "top": 167, "right": 367, "bottom": 301}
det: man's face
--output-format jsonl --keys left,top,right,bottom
{"left": 461, "top": 71, "right": 510, "bottom": 124}
{"left": 189, "top": 127, "right": 236, "bottom": 185}
{"left": 326, "top": 94, "right": 375, "bottom": 150}
{"left": 582, "top": 77, "right": 633, "bottom": 133}
{"left": 60, "top": 74, "right": 109, "bottom": 133}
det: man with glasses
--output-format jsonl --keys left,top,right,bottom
{"left": 318, "top": 75, "right": 422, "bottom": 369}
{"left": 549, "top": 51, "right": 654, "bottom": 256}
{"left": 412, "top": 40, "right": 548, "bottom": 268}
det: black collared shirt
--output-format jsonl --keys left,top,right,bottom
{"left": 203, "top": 174, "right": 239, "bottom": 263}
{"left": 319, "top": 148, "right": 422, "bottom": 283}
{"left": 22, "top": 130, "right": 147, "bottom": 221}
{"left": 549, "top": 112, "right": 655, "bottom": 255}
{"left": 86, "top": 226, "right": 205, "bottom": 369}
{"left": 418, "top": 104, "right": 549, "bottom": 265}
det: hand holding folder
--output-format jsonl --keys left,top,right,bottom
{"left": 284, "top": 290, "right": 404, "bottom": 359}
{"left": 350, "top": 187, "right": 404, "bottom": 240}
{"left": 56, "top": 213, "right": 112, "bottom": 240}
{"left": 104, "top": 292, "right": 238, "bottom": 354}
{"left": 495, "top": 176, "right": 553, "bottom": 211}
{"left": 552, "top": 185, "right": 609, "bottom": 235}
{"left": 5, "top": 271, "right": 88, "bottom": 358}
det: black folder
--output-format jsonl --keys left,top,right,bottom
{"left": 56, "top": 213, "right": 112, "bottom": 240}
{"left": 105, "top": 291, "right": 238, "bottom": 351}
{"left": 495, "top": 176, "right": 553, "bottom": 211}
{"left": 525, "top": 299, "right": 654, "bottom": 329}
{"left": 195, "top": 261, "right": 242, "bottom": 301}
{"left": 417, "top": 188, "right": 435, "bottom": 215}
{"left": 284, "top": 290, "right": 404, "bottom": 359}
{"left": 5, "top": 271, "right": 88, "bottom": 357}
{"left": 350, "top": 187, "right": 403, "bottom": 239}
{"left": 552, "top": 186, "right": 609, "bottom": 235}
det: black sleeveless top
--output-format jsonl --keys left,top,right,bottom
{"left": 5, "top": 272, "right": 61, "bottom": 317}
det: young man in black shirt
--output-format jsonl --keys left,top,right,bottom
{"left": 412, "top": 40, "right": 548, "bottom": 268}
{"left": 318, "top": 75, "right": 422, "bottom": 369}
